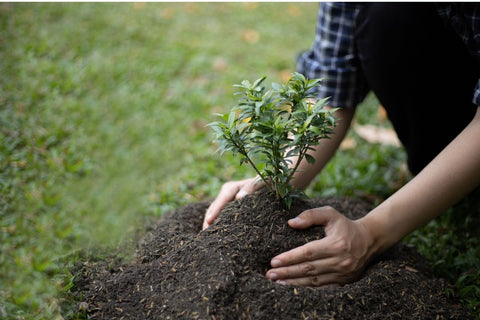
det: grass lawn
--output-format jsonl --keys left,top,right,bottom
{"left": 1, "top": 3, "right": 478, "bottom": 319}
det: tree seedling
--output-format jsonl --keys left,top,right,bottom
{"left": 209, "top": 72, "right": 337, "bottom": 208}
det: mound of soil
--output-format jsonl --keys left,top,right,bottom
{"left": 73, "top": 189, "right": 471, "bottom": 319}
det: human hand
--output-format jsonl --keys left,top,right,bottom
{"left": 202, "top": 177, "right": 265, "bottom": 230}
{"left": 265, "top": 206, "right": 375, "bottom": 286}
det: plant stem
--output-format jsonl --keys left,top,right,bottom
{"left": 286, "top": 144, "right": 308, "bottom": 186}
{"left": 229, "top": 134, "right": 274, "bottom": 194}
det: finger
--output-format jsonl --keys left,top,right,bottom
{"left": 204, "top": 199, "right": 225, "bottom": 225}
{"left": 204, "top": 199, "right": 231, "bottom": 228}
{"left": 288, "top": 206, "right": 340, "bottom": 229}
{"left": 270, "top": 239, "right": 335, "bottom": 268}
{"left": 203, "top": 184, "right": 241, "bottom": 228}
{"left": 203, "top": 178, "right": 265, "bottom": 229}
{"left": 203, "top": 178, "right": 258, "bottom": 229}
{"left": 202, "top": 219, "right": 212, "bottom": 230}
{"left": 266, "top": 257, "right": 339, "bottom": 280}
{"left": 235, "top": 177, "right": 265, "bottom": 200}
{"left": 274, "top": 273, "right": 344, "bottom": 287}
{"left": 234, "top": 188, "right": 248, "bottom": 200}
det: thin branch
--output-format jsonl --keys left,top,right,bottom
{"left": 229, "top": 134, "right": 274, "bottom": 194}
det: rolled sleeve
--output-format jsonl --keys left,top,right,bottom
{"left": 297, "top": 3, "right": 368, "bottom": 109}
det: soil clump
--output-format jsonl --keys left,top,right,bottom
{"left": 72, "top": 189, "right": 471, "bottom": 319}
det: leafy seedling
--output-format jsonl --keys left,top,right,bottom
{"left": 209, "top": 72, "right": 337, "bottom": 208}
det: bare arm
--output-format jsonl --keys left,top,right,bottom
{"left": 362, "top": 107, "right": 480, "bottom": 254}
{"left": 290, "top": 106, "right": 356, "bottom": 189}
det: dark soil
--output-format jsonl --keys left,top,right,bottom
{"left": 72, "top": 189, "right": 472, "bottom": 319}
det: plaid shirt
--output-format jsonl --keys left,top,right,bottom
{"left": 297, "top": 3, "right": 480, "bottom": 108}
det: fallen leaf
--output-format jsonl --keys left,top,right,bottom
{"left": 191, "top": 119, "right": 208, "bottom": 134}
{"left": 241, "top": 29, "right": 260, "bottom": 44}
{"left": 161, "top": 7, "right": 175, "bottom": 19}
{"left": 353, "top": 124, "right": 401, "bottom": 147}
{"left": 287, "top": 5, "right": 302, "bottom": 17}
{"left": 243, "top": 2, "right": 259, "bottom": 10}
{"left": 279, "top": 69, "right": 292, "bottom": 83}
{"left": 378, "top": 105, "right": 388, "bottom": 122}
{"left": 183, "top": 3, "right": 197, "bottom": 13}
{"left": 339, "top": 137, "right": 356, "bottom": 150}
{"left": 133, "top": 2, "right": 146, "bottom": 10}
{"left": 212, "top": 57, "right": 228, "bottom": 72}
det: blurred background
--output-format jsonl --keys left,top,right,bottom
{"left": 6, "top": 3, "right": 476, "bottom": 320}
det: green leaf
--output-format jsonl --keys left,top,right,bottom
{"left": 253, "top": 76, "right": 267, "bottom": 88}
{"left": 284, "top": 195, "right": 292, "bottom": 209}
{"left": 209, "top": 74, "right": 336, "bottom": 206}
{"left": 227, "top": 110, "right": 236, "bottom": 129}
{"left": 305, "top": 153, "right": 316, "bottom": 164}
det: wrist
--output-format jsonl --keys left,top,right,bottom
{"left": 357, "top": 203, "right": 400, "bottom": 258}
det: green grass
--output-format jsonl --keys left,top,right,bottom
{"left": 0, "top": 3, "right": 478, "bottom": 319}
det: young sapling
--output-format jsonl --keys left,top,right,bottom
{"left": 209, "top": 72, "right": 337, "bottom": 208}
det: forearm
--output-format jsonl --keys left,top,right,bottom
{"left": 290, "top": 106, "right": 356, "bottom": 190}
{"left": 361, "top": 107, "right": 480, "bottom": 254}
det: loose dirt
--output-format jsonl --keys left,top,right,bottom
{"left": 72, "top": 189, "right": 471, "bottom": 319}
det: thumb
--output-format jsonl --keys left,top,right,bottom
{"left": 288, "top": 206, "right": 339, "bottom": 229}
{"left": 234, "top": 177, "right": 265, "bottom": 200}
{"left": 234, "top": 188, "right": 249, "bottom": 200}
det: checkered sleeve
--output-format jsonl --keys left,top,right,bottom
{"left": 296, "top": 3, "right": 368, "bottom": 109}
{"left": 437, "top": 3, "right": 480, "bottom": 106}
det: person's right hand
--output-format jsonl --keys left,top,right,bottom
{"left": 202, "top": 177, "right": 265, "bottom": 230}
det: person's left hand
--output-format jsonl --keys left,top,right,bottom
{"left": 265, "top": 206, "right": 375, "bottom": 286}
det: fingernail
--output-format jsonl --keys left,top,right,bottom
{"left": 237, "top": 190, "right": 247, "bottom": 198}
{"left": 288, "top": 217, "right": 301, "bottom": 224}
{"left": 271, "top": 259, "right": 281, "bottom": 267}
{"left": 276, "top": 280, "right": 287, "bottom": 285}
{"left": 268, "top": 272, "right": 278, "bottom": 280}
